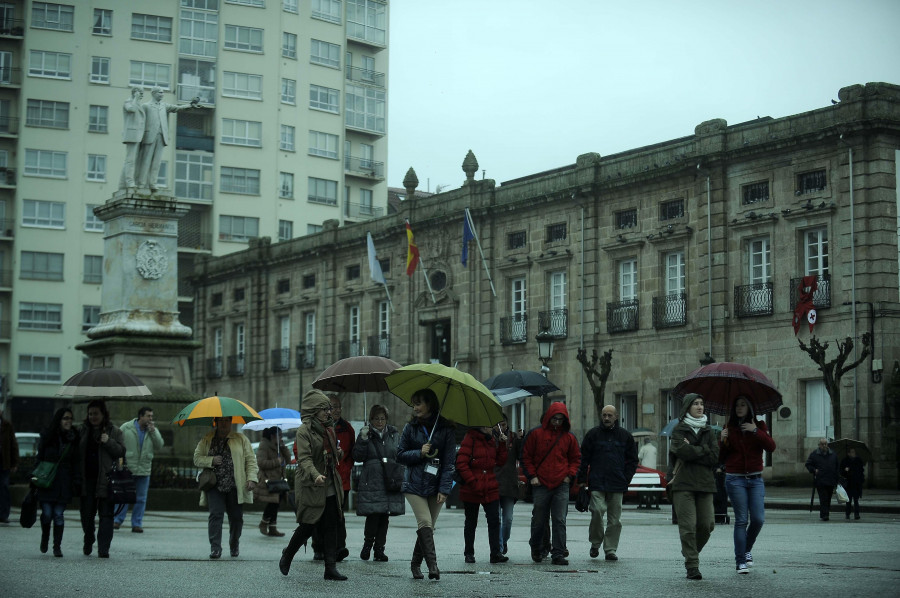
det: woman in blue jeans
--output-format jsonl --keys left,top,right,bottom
{"left": 495, "top": 416, "right": 522, "bottom": 555}
{"left": 36, "top": 407, "right": 80, "bottom": 557}
{"left": 718, "top": 396, "right": 776, "bottom": 574}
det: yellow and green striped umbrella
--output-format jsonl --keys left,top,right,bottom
{"left": 172, "top": 396, "right": 262, "bottom": 427}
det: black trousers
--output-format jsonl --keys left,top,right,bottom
{"left": 80, "top": 485, "right": 115, "bottom": 555}
{"left": 313, "top": 490, "right": 347, "bottom": 553}
{"left": 816, "top": 485, "right": 835, "bottom": 519}
{"left": 463, "top": 499, "right": 501, "bottom": 556}
{"left": 317, "top": 495, "right": 342, "bottom": 564}
{"left": 363, "top": 513, "right": 390, "bottom": 546}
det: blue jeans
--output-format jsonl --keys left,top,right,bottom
{"left": 529, "top": 483, "right": 569, "bottom": 559}
{"left": 498, "top": 495, "right": 516, "bottom": 552}
{"left": 725, "top": 474, "right": 765, "bottom": 565}
{"left": 41, "top": 501, "right": 67, "bottom": 526}
{"left": 0, "top": 469, "right": 10, "bottom": 521}
{"left": 114, "top": 475, "right": 150, "bottom": 527}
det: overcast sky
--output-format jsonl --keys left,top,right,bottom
{"left": 387, "top": 0, "right": 900, "bottom": 193}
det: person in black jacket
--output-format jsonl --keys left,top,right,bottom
{"left": 840, "top": 448, "right": 865, "bottom": 520}
{"left": 36, "top": 407, "right": 81, "bottom": 557}
{"left": 805, "top": 438, "right": 839, "bottom": 521}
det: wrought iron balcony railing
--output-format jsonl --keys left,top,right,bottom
{"left": 338, "top": 339, "right": 361, "bottom": 360}
{"left": 538, "top": 309, "right": 568, "bottom": 338}
{"left": 367, "top": 334, "right": 391, "bottom": 358}
{"left": 296, "top": 344, "right": 315, "bottom": 369}
{"left": 227, "top": 354, "right": 245, "bottom": 376}
{"left": 500, "top": 315, "right": 527, "bottom": 345}
{"left": 271, "top": 348, "right": 290, "bottom": 372}
{"left": 734, "top": 282, "right": 774, "bottom": 318}
{"left": 206, "top": 357, "right": 223, "bottom": 379}
{"left": 652, "top": 293, "right": 687, "bottom": 329}
{"left": 789, "top": 274, "right": 831, "bottom": 310}
{"left": 607, "top": 299, "right": 639, "bottom": 333}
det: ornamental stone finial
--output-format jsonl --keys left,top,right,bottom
{"left": 403, "top": 167, "right": 419, "bottom": 200}
{"left": 462, "top": 150, "right": 478, "bottom": 184}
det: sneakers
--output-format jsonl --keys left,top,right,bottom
{"left": 736, "top": 563, "right": 749, "bottom": 574}
{"left": 745, "top": 552, "right": 753, "bottom": 567}
{"left": 686, "top": 567, "right": 702, "bottom": 580}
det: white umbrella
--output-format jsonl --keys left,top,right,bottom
{"left": 241, "top": 407, "right": 302, "bottom": 431}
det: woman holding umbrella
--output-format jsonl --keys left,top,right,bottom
{"left": 396, "top": 388, "right": 456, "bottom": 580}
{"left": 254, "top": 426, "right": 292, "bottom": 537}
{"left": 840, "top": 448, "right": 865, "bottom": 520}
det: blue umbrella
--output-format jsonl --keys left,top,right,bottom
{"left": 242, "top": 407, "right": 302, "bottom": 431}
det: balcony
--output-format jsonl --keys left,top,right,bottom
{"left": 296, "top": 344, "right": 315, "bottom": 369}
{"left": 177, "top": 83, "right": 215, "bottom": 106}
{"left": 607, "top": 299, "right": 639, "bottom": 333}
{"left": 0, "top": 219, "right": 13, "bottom": 239}
{"left": 338, "top": 339, "right": 361, "bottom": 360}
{"left": 176, "top": 127, "right": 214, "bottom": 152}
{"left": 652, "top": 293, "right": 687, "bottom": 329}
{"left": 344, "top": 155, "right": 385, "bottom": 179}
{"left": 538, "top": 309, "right": 568, "bottom": 338}
{"left": 789, "top": 274, "right": 831, "bottom": 310}
{"left": 0, "top": 67, "right": 22, "bottom": 86}
{"left": 0, "top": 116, "right": 19, "bottom": 136}
{"left": 0, "top": 19, "right": 25, "bottom": 37}
{"left": 0, "top": 168, "right": 15, "bottom": 187}
{"left": 206, "top": 357, "right": 223, "bottom": 379}
{"left": 367, "top": 333, "right": 390, "bottom": 358}
{"left": 500, "top": 315, "right": 527, "bottom": 345}
{"left": 178, "top": 230, "right": 212, "bottom": 252}
{"left": 0, "top": 268, "right": 12, "bottom": 288}
{"left": 271, "top": 348, "right": 290, "bottom": 372}
{"left": 227, "top": 354, "right": 245, "bottom": 377}
{"left": 345, "top": 65, "right": 385, "bottom": 89}
{"left": 0, "top": 319, "right": 10, "bottom": 341}
{"left": 734, "top": 282, "right": 774, "bottom": 318}
{"left": 345, "top": 202, "right": 383, "bottom": 221}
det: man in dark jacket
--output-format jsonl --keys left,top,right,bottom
{"left": 521, "top": 402, "right": 580, "bottom": 566}
{"left": 0, "top": 406, "right": 19, "bottom": 523}
{"left": 577, "top": 405, "right": 638, "bottom": 561}
{"left": 805, "top": 438, "right": 839, "bottom": 521}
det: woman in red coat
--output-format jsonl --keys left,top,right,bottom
{"left": 456, "top": 426, "right": 508, "bottom": 564}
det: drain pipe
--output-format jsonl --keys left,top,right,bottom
{"left": 841, "top": 135, "right": 858, "bottom": 438}
{"left": 700, "top": 164, "right": 713, "bottom": 359}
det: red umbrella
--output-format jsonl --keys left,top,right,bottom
{"left": 672, "top": 362, "right": 782, "bottom": 416}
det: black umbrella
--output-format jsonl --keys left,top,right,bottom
{"left": 483, "top": 370, "right": 560, "bottom": 396}
{"left": 55, "top": 368, "right": 151, "bottom": 399}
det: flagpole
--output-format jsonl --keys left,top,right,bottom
{"left": 419, "top": 257, "right": 437, "bottom": 303}
{"left": 466, "top": 208, "right": 497, "bottom": 297}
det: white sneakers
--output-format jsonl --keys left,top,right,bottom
{"left": 745, "top": 552, "right": 754, "bottom": 566}
{"left": 737, "top": 563, "right": 750, "bottom": 574}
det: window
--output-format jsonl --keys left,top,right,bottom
{"left": 378, "top": 258, "right": 390, "bottom": 274}
{"left": 31, "top": 2, "right": 73, "bottom": 31}
{"left": 228, "top": 0, "right": 264, "bottom": 6}
{"left": 88, "top": 105, "right": 108, "bottom": 132}
{"left": 307, "top": 224, "right": 323, "bottom": 235}
{"left": 804, "top": 228, "right": 829, "bottom": 276}
{"left": 359, "top": 189, "right": 373, "bottom": 213}
{"left": 211, "top": 292, "right": 223, "bottom": 307}
{"left": 234, "top": 287, "right": 245, "bottom": 302}
{"left": 283, "top": 32, "right": 297, "bottom": 58}
{"left": 219, "top": 215, "right": 259, "bottom": 242}
{"left": 748, "top": 238, "right": 770, "bottom": 284}
{"left": 310, "top": 84, "right": 339, "bottom": 112}
{"left": 84, "top": 204, "right": 103, "bottom": 231}
{"left": 82, "top": 305, "right": 101, "bottom": 331}
{"left": 179, "top": 9, "right": 218, "bottom": 57}
{"left": 19, "top": 302, "right": 62, "bottom": 330}
{"left": 221, "top": 118, "right": 262, "bottom": 147}
{"left": 86, "top": 154, "right": 106, "bottom": 181}
{"left": 347, "top": 0, "right": 386, "bottom": 45}
{"left": 26, "top": 99, "right": 69, "bottom": 129}
{"left": 213, "top": 326, "right": 223, "bottom": 364}
{"left": 308, "top": 177, "right": 338, "bottom": 205}
{"left": 20, "top": 251, "right": 63, "bottom": 280}
{"left": 545, "top": 222, "right": 566, "bottom": 243}
{"left": 224, "top": 25, "right": 263, "bottom": 52}
{"left": 83, "top": 255, "right": 103, "bottom": 284}
{"left": 130, "top": 61, "right": 170, "bottom": 89}
{"left": 279, "top": 172, "right": 294, "bottom": 199}
{"left": 346, "top": 264, "right": 360, "bottom": 280}
{"left": 303, "top": 311, "right": 316, "bottom": 363}
{"left": 615, "top": 209, "right": 637, "bottom": 229}
{"left": 220, "top": 167, "right": 260, "bottom": 195}
{"left": 175, "top": 151, "right": 214, "bottom": 201}
{"left": 550, "top": 271, "right": 566, "bottom": 312}
{"left": 508, "top": 277, "right": 527, "bottom": 343}
{"left": 312, "top": 0, "right": 342, "bottom": 24}
{"left": 797, "top": 169, "right": 826, "bottom": 195}
{"left": 377, "top": 300, "right": 390, "bottom": 355}
{"left": 277, "top": 278, "right": 290, "bottom": 294}
{"left": 0, "top": 51, "right": 12, "bottom": 85}
{"left": 281, "top": 78, "right": 296, "bottom": 104}
{"left": 23, "top": 200, "right": 65, "bottom": 228}
{"left": 805, "top": 380, "right": 830, "bottom": 437}
{"left": 665, "top": 251, "right": 685, "bottom": 295}
{"left": 345, "top": 83, "right": 384, "bottom": 132}
{"left": 284, "top": 0, "right": 299, "bottom": 13}
{"left": 310, "top": 39, "right": 341, "bottom": 68}
{"left": 278, "top": 315, "right": 291, "bottom": 356}
{"left": 617, "top": 392, "right": 638, "bottom": 431}
{"left": 348, "top": 305, "right": 360, "bottom": 355}
{"left": 24, "top": 149, "right": 67, "bottom": 178}
{"left": 222, "top": 71, "right": 262, "bottom": 100}
{"left": 278, "top": 220, "right": 293, "bottom": 242}
{"left": 659, "top": 198, "right": 684, "bottom": 220}
{"left": 619, "top": 259, "right": 637, "bottom": 301}
{"left": 92, "top": 8, "right": 112, "bottom": 35}
{"left": 742, "top": 181, "right": 769, "bottom": 205}
{"left": 233, "top": 323, "right": 246, "bottom": 373}
{"left": 508, "top": 231, "right": 526, "bottom": 250}
{"left": 309, "top": 131, "right": 339, "bottom": 159}
{"left": 303, "top": 274, "right": 316, "bottom": 289}
{"left": 29, "top": 50, "right": 72, "bottom": 79}
{"left": 90, "top": 57, "right": 110, "bottom": 84}
{"left": 18, "top": 354, "right": 61, "bottom": 382}
{"left": 280, "top": 125, "right": 295, "bottom": 151}
{"left": 132, "top": 14, "right": 173, "bottom": 42}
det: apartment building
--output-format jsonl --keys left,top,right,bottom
{"left": 0, "top": 0, "right": 389, "bottom": 429}
{"left": 190, "top": 83, "right": 900, "bottom": 486}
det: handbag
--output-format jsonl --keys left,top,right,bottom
{"left": 31, "top": 444, "right": 70, "bottom": 489}
{"left": 108, "top": 462, "right": 137, "bottom": 505}
{"left": 19, "top": 487, "right": 38, "bottom": 529}
{"left": 835, "top": 483, "right": 849, "bottom": 504}
{"left": 372, "top": 436, "right": 404, "bottom": 492}
{"left": 265, "top": 478, "right": 291, "bottom": 494}
{"left": 197, "top": 468, "right": 217, "bottom": 492}
{"left": 575, "top": 486, "right": 591, "bottom": 513}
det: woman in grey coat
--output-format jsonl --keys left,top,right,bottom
{"left": 353, "top": 404, "right": 405, "bottom": 562}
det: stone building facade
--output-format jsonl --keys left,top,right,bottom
{"left": 191, "top": 82, "right": 900, "bottom": 487}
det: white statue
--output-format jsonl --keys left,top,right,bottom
{"left": 119, "top": 86, "right": 145, "bottom": 190}
{"left": 135, "top": 87, "right": 204, "bottom": 192}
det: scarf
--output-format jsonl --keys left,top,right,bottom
{"left": 682, "top": 413, "right": 708, "bottom": 435}
{"left": 310, "top": 416, "right": 338, "bottom": 463}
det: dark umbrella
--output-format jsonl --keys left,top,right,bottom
{"left": 55, "top": 368, "right": 151, "bottom": 399}
{"left": 483, "top": 369, "right": 560, "bottom": 396}
{"left": 828, "top": 438, "right": 872, "bottom": 464}
{"left": 672, "top": 362, "right": 782, "bottom": 417}
{"left": 312, "top": 355, "right": 401, "bottom": 422}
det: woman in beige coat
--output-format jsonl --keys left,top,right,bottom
{"left": 254, "top": 426, "right": 292, "bottom": 537}
{"left": 278, "top": 390, "right": 347, "bottom": 581}
{"left": 193, "top": 416, "right": 258, "bottom": 559}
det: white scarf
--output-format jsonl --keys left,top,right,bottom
{"left": 683, "top": 413, "right": 708, "bottom": 435}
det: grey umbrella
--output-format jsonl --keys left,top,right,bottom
{"left": 55, "top": 368, "right": 151, "bottom": 399}
{"left": 483, "top": 370, "right": 560, "bottom": 396}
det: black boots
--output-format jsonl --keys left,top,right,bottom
{"left": 360, "top": 541, "right": 372, "bottom": 560}
{"left": 279, "top": 524, "right": 312, "bottom": 576}
{"left": 373, "top": 545, "right": 388, "bottom": 562}
{"left": 323, "top": 563, "right": 347, "bottom": 581}
{"left": 40, "top": 521, "right": 51, "bottom": 554}
{"left": 417, "top": 527, "right": 440, "bottom": 580}
{"left": 410, "top": 539, "right": 424, "bottom": 579}
{"left": 53, "top": 524, "right": 64, "bottom": 557}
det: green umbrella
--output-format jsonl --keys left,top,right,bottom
{"left": 172, "top": 395, "right": 262, "bottom": 427}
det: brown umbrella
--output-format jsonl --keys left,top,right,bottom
{"left": 312, "top": 356, "right": 401, "bottom": 392}
{"left": 55, "top": 368, "right": 151, "bottom": 399}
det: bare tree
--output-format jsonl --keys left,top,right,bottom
{"left": 576, "top": 348, "right": 614, "bottom": 424}
{"left": 797, "top": 334, "right": 870, "bottom": 439}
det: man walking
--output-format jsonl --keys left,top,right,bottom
{"left": 115, "top": 407, "right": 164, "bottom": 532}
{"left": 521, "top": 402, "right": 580, "bottom": 565}
{"left": 806, "top": 438, "right": 839, "bottom": 521}
{"left": 0, "top": 404, "right": 18, "bottom": 523}
{"left": 577, "top": 405, "right": 638, "bottom": 561}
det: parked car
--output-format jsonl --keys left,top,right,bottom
{"left": 15, "top": 432, "right": 40, "bottom": 458}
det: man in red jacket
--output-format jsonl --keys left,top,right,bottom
{"left": 522, "top": 402, "right": 581, "bottom": 566}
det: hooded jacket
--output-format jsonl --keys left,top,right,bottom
{"left": 352, "top": 424, "right": 405, "bottom": 516}
{"left": 396, "top": 413, "right": 456, "bottom": 497}
{"left": 668, "top": 393, "right": 718, "bottom": 493}
{"left": 522, "top": 402, "right": 580, "bottom": 490}
{"left": 719, "top": 399, "right": 776, "bottom": 475}
{"left": 293, "top": 390, "right": 345, "bottom": 524}
{"left": 577, "top": 413, "right": 638, "bottom": 493}
{"left": 456, "top": 428, "right": 508, "bottom": 504}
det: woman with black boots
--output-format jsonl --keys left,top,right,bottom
{"left": 279, "top": 390, "right": 348, "bottom": 581}
{"left": 254, "top": 426, "right": 291, "bottom": 537}
{"left": 36, "top": 407, "right": 80, "bottom": 557}
{"left": 396, "top": 388, "right": 456, "bottom": 580}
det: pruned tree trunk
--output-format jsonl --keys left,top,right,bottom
{"left": 797, "top": 334, "right": 870, "bottom": 439}
{"left": 576, "top": 348, "right": 614, "bottom": 424}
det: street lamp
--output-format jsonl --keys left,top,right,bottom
{"left": 535, "top": 329, "right": 555, "bottom": 412}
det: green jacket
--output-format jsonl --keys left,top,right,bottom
{"left": 120, "top": 419, "right": 164, "bottom": 476}
{"left": 669, "top": 393, "right": 718, "bottom": 493}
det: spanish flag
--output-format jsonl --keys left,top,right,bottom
{"left": 406, "top": 221, "right": 420, "bottom": 276}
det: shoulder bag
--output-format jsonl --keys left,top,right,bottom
{"left": 265, "top": 478, "right": 291, "bottom": 494}
{"left": 197, "top": 468, "right": 217, "bottom": 492}
{"left": 373, "top": 437, "right": 404, "bottom": 493}
{"left": 31, "top": 443, "right": 70, "bottom": 489}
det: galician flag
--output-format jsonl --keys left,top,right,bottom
{"left": 367, "top": 232, "right": 386, "bottom": 285}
